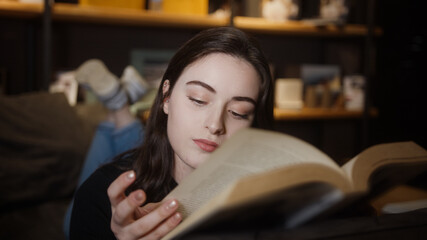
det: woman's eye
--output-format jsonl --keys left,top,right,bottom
{"left": 189, "top": 97, "right": 206, "bottom": 106}
{"left": 229, "top": 110, "right": 249, "bottom": 120}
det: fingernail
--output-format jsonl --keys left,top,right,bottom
{"left": 135, "top": 191, "right": 143, "bottom": 201}
{"left": 174, "top": 212, "right": 182, "bottom": 221}
{"left": 127, "top": 171, "right": 135, "bottom": 180}
{"left": 166, "top": 200, "right": 177, "bottom": 210}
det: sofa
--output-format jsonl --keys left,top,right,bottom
{"left": 0, "top": 92, "right": 106, "bottom": 240}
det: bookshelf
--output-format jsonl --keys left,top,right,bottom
{"left": 0, "top": 1, "right": 380, "bottom": 118}
{"left": 233, "top": 16, "right": 382, "bottom": 37}
{"left": 0, "top": 1, "right": 380, "bottom": 159}
{"left": 52, "top": 3, "right": 229, "bottom": 28}
{"left": 0, "top": 2, "right": 382, "bottom": 36}
{"left": 0, "top": 2, "right": 229, "bottom": 28}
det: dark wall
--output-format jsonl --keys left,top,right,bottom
{"left": 50, "top": 23, "right": 198, "bottom": 76}
{"left": 374, "top": 0, "right": 426, "bottom": 149}
{"left": 0, "top": 18, "right": 40, "bottom": 94}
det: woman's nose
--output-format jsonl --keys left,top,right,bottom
{"left": 206, "top": 109, "right": 225, "bottom": 135}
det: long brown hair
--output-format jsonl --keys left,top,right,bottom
{"left": 128, "top": 27, "right": 274, "bottom": 202}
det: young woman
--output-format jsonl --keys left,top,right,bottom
{"left": 70, "top": 26, "right": 274, "bottom": 240}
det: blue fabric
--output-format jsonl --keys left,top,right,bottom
{"left": 63, "top": 120, "right": 144, "bottom": 239}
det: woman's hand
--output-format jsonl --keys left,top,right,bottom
{"left": 107, "top": 170, "right": 182, "bottom": 240}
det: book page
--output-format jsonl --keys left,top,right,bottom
{"left": 165, "top": 128, "right": 345, "bottom": 218}
{"left": 341, "top": 141, "right": 427, "bottom": 192}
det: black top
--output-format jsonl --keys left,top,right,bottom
{"left": 70, "top": 158, "right": 131, "bottom": 240}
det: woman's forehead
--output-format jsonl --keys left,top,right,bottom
{"left": 175, "top": 53, "right": 260, "bottom": 98}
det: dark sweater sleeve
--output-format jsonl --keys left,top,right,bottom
{"left": 70, "top": 163, "right": 124, "bottom": 240}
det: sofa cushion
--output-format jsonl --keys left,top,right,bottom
{"left": 0, "top": 92, "right": 92, "bottom": 209}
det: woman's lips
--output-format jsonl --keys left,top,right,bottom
{"left": 193, "top": 139, "right": 219, "bottom": 152}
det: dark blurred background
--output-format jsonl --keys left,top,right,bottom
{"left": 0, "top": 0, "right": 425, "bottom": 159}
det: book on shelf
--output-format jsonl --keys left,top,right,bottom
{"left": 163, "top": 128, "right": 427, "bottom": 240}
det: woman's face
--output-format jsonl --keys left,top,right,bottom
{"left": 163, "top": 53, "right": 261, "bottom": 183}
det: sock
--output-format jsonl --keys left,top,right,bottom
{"left": 75, "top": 59, "right": 127, "bottom": 110}
{"left": 120, "top": 65, "right": 150, "bottom": 104}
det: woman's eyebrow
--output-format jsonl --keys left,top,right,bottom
{"left": 232, "top": 96, "right": 256, "bottom": 106}
{"left": 186, "top": 80, "right": 216, "bottom": 93}
{"left": 186, "top": 80, "right": 256, "bottom": 105}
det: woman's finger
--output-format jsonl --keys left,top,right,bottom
{"left": 128, "top": 199, "right": 180, "bottom": 238}
{"left": 112, "top": 189, "right": 147, "bottom": 226}
{"left": 107, "top": 170, "right": 136, "bottom": 207}
{"left": 137, "top": 202, "right": 162, "bottom": 218}
{"left": 144, "top": 212, "right": 182, "bottom": 239}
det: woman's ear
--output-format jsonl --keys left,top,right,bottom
{"left": 162, "top": 80, "right": 170, "bottom": 115}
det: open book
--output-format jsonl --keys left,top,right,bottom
{"left": 163, "top": 128, "right": 427, "bottom": 239}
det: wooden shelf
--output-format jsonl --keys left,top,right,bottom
{"left": 0, "top": 2, "right": 230, "bottom": 28}
{"left": 0, "top": 1, "right": 42, "bottom": 18}
{"left": 140, "top": 108, "right": 378, "bottom": 122}
{"left": 1, "top": 2, "right": 383, "bottom": 35}
{"left": 52, "top": 3, "right": 229, "bottom": 28}
{"left": 234, "top": 16, "right": 383, "bottom": 36}
{"left": 274, "top": 107, "right": 378, "bottom": 121}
